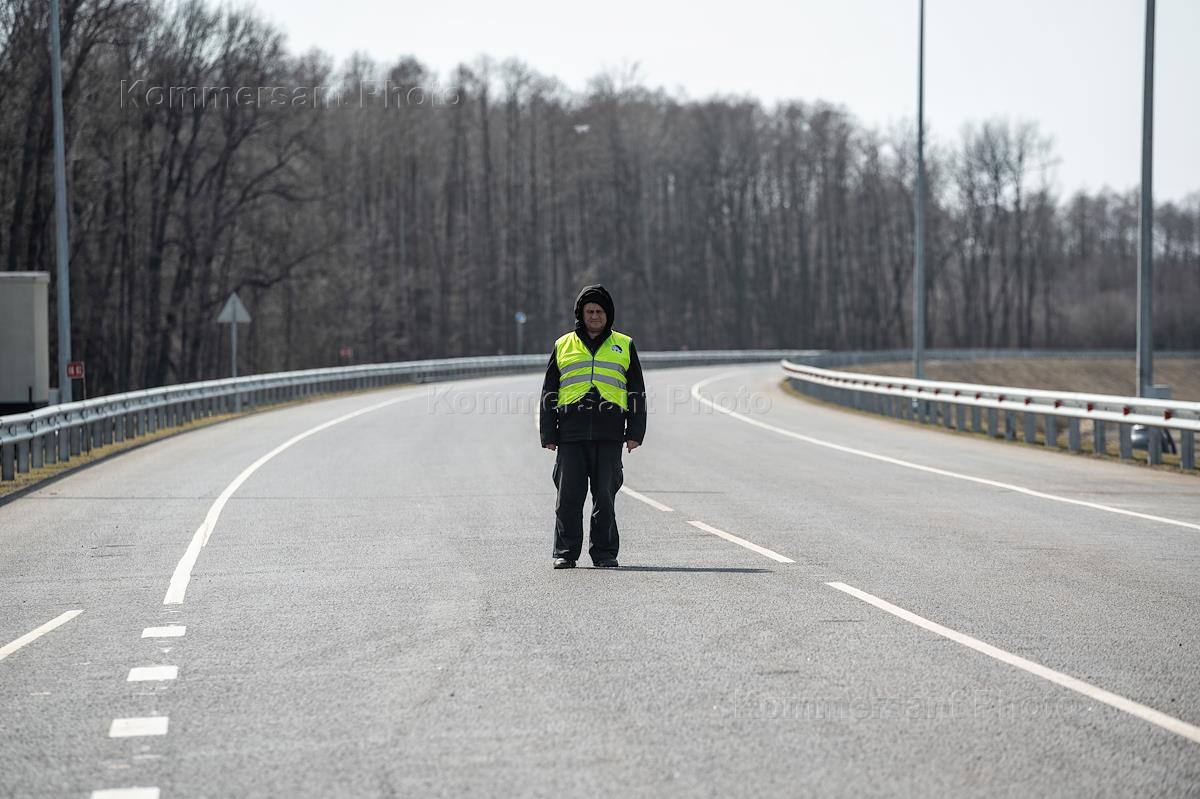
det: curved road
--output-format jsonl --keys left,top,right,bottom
{"left": 2, "top": 365, "right": 1198, "bottom": 797}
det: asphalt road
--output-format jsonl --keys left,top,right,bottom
{"left": 2, "top": 364, "right": 1199, "bottom": 798}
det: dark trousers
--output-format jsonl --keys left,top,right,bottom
{"left": 552, "top": 440, "right": 623, "bottom": 562}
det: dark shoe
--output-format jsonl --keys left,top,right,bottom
{"left": 553, "top": 558, "right": 576, "bottom": 569}
{"left": 594, "top": 559, "right": 619, "bottom": 568}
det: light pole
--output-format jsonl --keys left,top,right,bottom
{"left": 1136, "top": 0, "right": 1155, "bottom": 397}
{"left": 49, "top": 0, "right": 73, "bottom": 403}
{"left": 913, "top": 0, "right": 926, "bottom": 380}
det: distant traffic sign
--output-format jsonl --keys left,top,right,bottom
{"left": 216, "top": 292, "right": 252, "bottom": 324}
{"left": 66, "top": 361, "right": 84, "bottom": 379}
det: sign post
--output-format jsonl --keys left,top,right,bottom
{"left": 66, "top": 360, "right": 85, "bottom": 401}
{"left": 514, "top": 310, "right": 527, "bottom": 355}
{"left": 216, "top": 292, "right": 252, "bottom": 412}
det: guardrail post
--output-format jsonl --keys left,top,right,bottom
{"left": 954, "top": 404, "right": 964, "bottom": 430}
{"left": 70, "top": 425, "right": 82, "bottom": 456}
{"left": 1045, "top": 416, "right": 1058, "bottom": 448}
{"left": 987, "top": 408, "right": 998, "bottom": 437}
{"left": 102, "top": 419, "right": 113, "bottom": 446}
{"left": 115, "top": 415, "right": 125, "bottom": 442}
{"left": 31, "top": 435, "right": 44, "bottom": 469}
{"left": 16, "top": 440, "right": 30, "bottom": 473}
{"left": 1119, "top": 424, "right": 1132, "bottom": 460}
{"left": 1148, "top": 428, "right": 1163, "bottom": 466}
{"left": 1068, "top": 419, "right": 1081, "bottom": 453}
{"left": 1023, "top": 413, "right": 1036, "bottom": 444}
{"left": 1093, "top": 421, "right": 1106, "bottom": 455}
{"left": 45, "top": 432, "right": 57, "bottom": 465}
{"left": 1, "top": 443, "right": 13, "bottom": 480}
{"left": 1004, "top": 412, "right": 1015, "bottom": 441}
{"left": 971, "top": 406, "right": 981, "bottom": 433}
{"left": 1182, "top": 432, "right": 1195, "bottom": 471}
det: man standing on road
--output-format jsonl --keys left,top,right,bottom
{"left": 540, "top": 284, "right": 647, "bottom": 569}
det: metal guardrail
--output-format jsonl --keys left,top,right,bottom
{"left": 0, "top": 349, "right": 814, "bottom": 482}
{"left": 781, "top": 357, "right": 1200, "bottom": 472}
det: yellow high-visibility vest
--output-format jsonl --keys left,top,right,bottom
{"left": 554, "top": 329, "right": 632, "bottom": 409}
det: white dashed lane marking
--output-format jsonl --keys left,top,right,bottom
{"left": 91, "top": 788, "right": 160, "bottom": 799}
{"left": 127, "top": 666, "right": 178, "bottom": 682}
{"left": 686, "top": 520, "right": 794, "bottom": 563}
{"left": 620, "top": 486, "right": 674, "bottom": 512}
{"left": 109, "top": 717, "right": 169, "bottom": 738}
{"left": 141, "top": 625, "right": 185, "bottom": 638}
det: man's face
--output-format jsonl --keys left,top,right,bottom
{"left": 582, "top": 302, "right": 607, "bottom": 335}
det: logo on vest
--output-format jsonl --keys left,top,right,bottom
{"left": 611, "top": 344, "right": 623, "bottom": 353}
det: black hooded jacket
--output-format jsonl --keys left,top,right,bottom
{"left": 539, "top": 284, "right": 647, "bottom": 446}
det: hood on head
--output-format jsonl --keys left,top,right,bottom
{"left": 574, "top": 284, "right": 615, "bottom": 325}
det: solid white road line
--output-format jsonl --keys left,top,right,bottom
{"left": 826, "top": 580, "right": 1200, "bottom": 745}
{"left": 620, "top": 486, "right": 674, "bottom": 512}
{"left": 91, "top": 788, "right": 160, "bottom": 799}
{"left": 109, "top": 717, "right": 169, "bottom": 738}
{"left": 127, "top": 666, "right": 177, "bottom": 682}
{"left": 687, "top": 520, "right": 795, "bottom": 563}
{"left": 141, "top": 625, "right": 185, "bottom": 638}
{"left": 691, "top": 372, "right": 1200, "bottom": 533}
{"left": 164, "top": 390, "right": 427, "bottom": 605}
{"left": 0, "top": 610, "right": 83, "bottom": 662}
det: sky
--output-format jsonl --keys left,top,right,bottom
{"left": 245, "top": 0, "right": 1199, "bottom": 201}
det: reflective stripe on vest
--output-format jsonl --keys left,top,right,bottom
{"left": 554, "top": 330, "right": 632, "bottom": 409}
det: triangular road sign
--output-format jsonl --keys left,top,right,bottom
{"left": 216, "top": 292, "right": 252, "bottom": 324}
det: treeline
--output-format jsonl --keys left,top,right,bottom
{"left": 2, "top": 0, "right": 1198, "bottom": 395}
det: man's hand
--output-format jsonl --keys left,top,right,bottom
{"left": 544, "top": 444, "right": 557, "bottom": 451}
{"left": 625, "top": 440, "right": 640, "bottom": 453}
